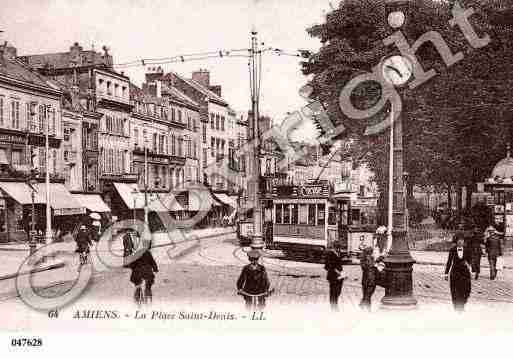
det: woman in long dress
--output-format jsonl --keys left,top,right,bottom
{"left": 444, "top": 238, "right": 472, "bottom": 312}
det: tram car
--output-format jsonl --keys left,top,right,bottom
{"left": 270, "top": 182, "right": 377, "bottom": 260}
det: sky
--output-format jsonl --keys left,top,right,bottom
{"left": 0, "top": 0, "right": 331, "bottom": 142}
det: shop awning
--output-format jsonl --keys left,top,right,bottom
{"left": 0, "top": 182, "right": 44, "bottom": 205}
{"left": 72, "top": 194, "right": 110, "bottom": 213}
{"left": 214, "top": 193, "right": 238, "bottom": 209}
{"left": 33, "top": 183, "right": 85, "bottom": 216}
{"left": 187, "top": 189, "right": 222, "bottom": 211}
{"left": 113, "top": 182, "right": 170, "bottom": 212}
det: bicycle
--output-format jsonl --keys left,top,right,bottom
{"left": 134, "top": 279, "right": 153, "bottom": 306}
{"left": 237, "top": 288, "right": 274, "bottom": 311}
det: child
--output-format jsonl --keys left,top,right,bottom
{"left": 237, "top": 249, "right": 270, "bottom": 310}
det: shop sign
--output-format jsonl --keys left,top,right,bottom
{"left": 0, "top": 132, "right": 26, "bottom": 144}
{"left": 54, "top": 207, "right": 85, "bottom": 216}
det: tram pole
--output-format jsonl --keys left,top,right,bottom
{"left": 249, "top": 29, "right": 264, "bottom": 250}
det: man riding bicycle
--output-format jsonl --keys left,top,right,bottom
{"left": 75, "top": 225, "right": 92, "bottom": 266}
{"left": 236, "top": 249, "right": 271, "bottom": 310}
{"left": 127, "top": 232, "right": 159, "bottom": 304}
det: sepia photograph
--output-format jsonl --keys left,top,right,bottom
{"left": 1, "top": 0, "right": 513, "bottom": 355}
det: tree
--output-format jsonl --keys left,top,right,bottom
{"left": 302, "top": 0, "right": 513, "bottom": 216}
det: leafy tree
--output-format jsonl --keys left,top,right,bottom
{"left": 302, "top": 0, "right": 513, "bottom": 215}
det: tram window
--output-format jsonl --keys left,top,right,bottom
{"left": 291, "top": 204, "right": 298, "bottom": 224}
{"left": 328, "top": 206, "right": 337, "bottom": 225}
{"left": 317, "top": 204, "right": 325, "bottom": 226}
{"left": 283, "top": 204, "right": 290, "bottom": 224}
{"left": 299, "top": 204, "right": 308, "bottom": 224}
{"left": 275, "top": 204, "right": 282, "bottom": 224}
{"left": 308, "top": 204, "right": 316, "bottom": 225}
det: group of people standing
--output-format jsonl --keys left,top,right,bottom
{"left": 445, "top": 223, "right": 504, "bottom": 311}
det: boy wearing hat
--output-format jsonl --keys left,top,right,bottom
{"left": 236, "top": 249, "right": 270, "bottom": 310}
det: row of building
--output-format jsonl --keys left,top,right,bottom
{"left": 0, "top": 41, "right": 252, "bottom": 242}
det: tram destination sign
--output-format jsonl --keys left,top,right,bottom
{"left": 273, "top": 183, "right": 330, "bottom": 198}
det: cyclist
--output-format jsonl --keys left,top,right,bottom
{"left": 128, "top": 233, "right": 159, "bottom": 304}
{"left": 236, "top": 249, "right": 271, "bottom": 310}
{"left": 75, "top": 225, "right": 92, "bottom": 267}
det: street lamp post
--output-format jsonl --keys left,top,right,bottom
{"left": 144, "top": 132, "right": 149, "bottom": 226}
{"left": 379, "top": 0, "right": 417, "bottom": 309}
{"left": 28, "top": 177, "right": 38, "bottom": 264}
{"left": 44, "top": 105, "right": 52, "bottom": 245}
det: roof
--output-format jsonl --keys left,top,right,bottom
{"left": 165, "top": 72, "right": 227, "bottom": 106}
{"left": 161, "top": 83, "right": 199, "bottom": 109}
{"left": 130, "top": 82, "right": 165, "bottom": 105}
{"left": 0, "top": 56, "right": 61, "bottom": 93}
{"left": 20, "top": 50, "right": 108, "bottom": 70}
{"left": 491, "top": 152, "right": 513, "bottom": 179}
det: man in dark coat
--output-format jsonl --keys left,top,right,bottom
{"left": 485, "top": 226, "right": 503, "bottom": 280}
{"left": 129, "top": 237, "right": 159, "bottom": 304}
{"left": 75, "top": 225, "right": 92, "bottom": 254}
{"left": 324, "top": 241, "right": 346, "bottom": 311}
{"left": 444, "top": 237, "right": 472, "bottom": 312}
{"left": 469, "top": 227, "right": 484, "bottom": 280}
{"left": 359, "top": 246, "right": 376, "bottom": 311}
{"left": 237, "top": 249, "right": 270, "bottom": 310}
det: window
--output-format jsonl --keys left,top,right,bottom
{"left": 291, "top": 204, "right": 298, "bottom": 225}
{"left": 11, "top": 100, "right": 20, "bottom": 129}
{"left": 299, "top": 204, "right": 308, "bottom": 224}
{"left": 171, "top": 134, "right": 176, "bottom": 155}
{"left": 317, "top": 204, "right": 325, "bottom": 226}
{"left": 215, "top": 114, "right": 219, "bottom": 130}
{"left": 171, "top": 108, "right": 176, "bottom": 122}
{"left": 38, "top": 105, "right": 45, "bottom": 133}
{"left": 52, "top": 149, "right": 57, "bottom": 174}
{"left": 283, "top": 204, "right": 290, "bottom": 224}
{"left": 211, "top": 137, "right": 215, "bottom": 157}
{"left": 308, "top": 204, "right": 316, "bottom": 225}
{"left": 221, "top": 116, "right": 225, "bottom": 131}
{"left": 11, "top": 149, "right": 22, "bottom": 165}
{"left": 159, "top": 135, "right": 165, "bottom": 154}
{"left": 203, "top": 148, "right": 207, "bottom": 168}
{"left": 134, "top": 128, "right": 139, "bottom": 146}
{"left": 178, "top": 109, "right": 182, "bottom": 123}
{"left": 153, "top": 133, "right": 157, "bottom": 152}
{"left": 202, "top": 123, "right": 207, "bottom": 143}
{"left": 275, "top": 204, "right": 282, "bottom": 224}
{"left": 210, "top": 113, "right": 214, "bottom": 129}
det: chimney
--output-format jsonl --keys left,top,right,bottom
{"left": 145, "top": 66, "right": 164, "bottom": 84}
{"left": 209, "top": 85, "right": 221, "bottom": 97}
{"left": 3, "top": 44, "right": 17, "bottom": 60}
{"left": 192, "top": 69, "right": 210, "bottom": 87}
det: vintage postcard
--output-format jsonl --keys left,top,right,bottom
{"left": 1, "top": 0, "right": 513, "bottom": 354}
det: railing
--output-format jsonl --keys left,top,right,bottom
{"left": 407, "top": 223, "right": 455, "bottom": 250}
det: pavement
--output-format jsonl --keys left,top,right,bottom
{"left": 0, "top": 226, "right": 235, "bottom": 284}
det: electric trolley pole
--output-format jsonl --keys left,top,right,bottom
{"left": 249, "top": 29, "right": 264, "bottom": 250}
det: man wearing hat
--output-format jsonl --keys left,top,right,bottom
{"left": 324, "top": 241, "right": 346, "bottom": 311}
{"left": 485, "top": 226, "right": 503, "bottom": 280}
{"left": 236, "top": 249, "right": 271, "bottom": 310}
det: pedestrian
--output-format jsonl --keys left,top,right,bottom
{"left": 128, "top": 234, "right": 159, "bottom": 304}
{"left": 469, "top": 226, "right": 484, "bottom": 280}
{"left": 485, "top": 226, "right": 503, "bottom": 280}
{"left": 359, "top": 246, "right": 376, "bottom": 311}
{"left": 324, "top": 241, "right": 346, "bottom": 311}
{"left": 375, "top": 226, "right": 388, "bottom": 254}
{"left": 122, "top": 229, "right": 136, "bottom": 267}
{"left": 236, "top": 249, "right": 270, "bottom": 310}
{"left": 444, "top": 237, "right": 472, "bottom": 312}
{"left": 75, "top": 225, "right": 93, "bottom": 267}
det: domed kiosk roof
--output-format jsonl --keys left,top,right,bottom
{"left": 488, "top": 146, "right": 513, "bottom": 184}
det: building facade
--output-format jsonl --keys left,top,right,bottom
{"left": 0, "top": 43, "right": 70, "bottom": 242}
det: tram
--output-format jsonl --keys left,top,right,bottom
{"left": 270, "top": 181, "right": 377, "bottom": 260}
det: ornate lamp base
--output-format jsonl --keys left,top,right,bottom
{"left": 381, "top": 230, "right": 418, "bottom": 309}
